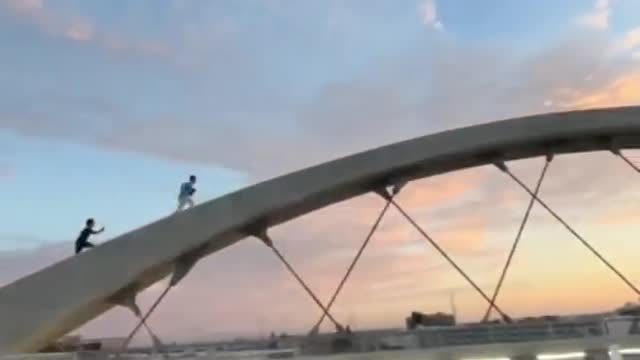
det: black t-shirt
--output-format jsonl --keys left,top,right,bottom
{"left": 76, "top": 227, "right": 94, "bottom": 244}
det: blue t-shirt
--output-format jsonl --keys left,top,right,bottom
{"left": 179, "top": 182, "right": 195, "bottom": 198}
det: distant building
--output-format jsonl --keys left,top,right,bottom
{"left": 616, "top": 302, "right": 640, "bottom": 316}
{"left": 406, "top": 311, "right": 456, "bottom": 330}
{"left": 40, "top": 336, "right": 126, "bottom": 353}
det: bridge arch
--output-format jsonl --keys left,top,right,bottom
{"left": 1, "top": 106, "right": 640, "bottom": 354}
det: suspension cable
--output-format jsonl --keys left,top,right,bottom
{"left": 613, "top": 149, "right": 640, "bottom": 173}
{"left": 309, "top": 195, "right": 394, "bottom": 334}
{"left": 139, "top": 321, "right": 161, "bottom": 346}
{"left": 496, "top": 161, "right": 640, "bottom": 296}
{"left": 257, "top": 234, "right": 344, "bottom": 331}
{"left": 141, "top": 321, "right": 165, "bottom": 354}
{"left": 116, "top": 283, "right": 172, "bottom": 357}
{"left": 482, "top": 157, "right": 552, "bottom": 322}
{"left": 388, "top": 196, "right": 512, "bottom": 321}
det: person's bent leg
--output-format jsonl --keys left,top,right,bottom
{"left": 76, "top": 241, "right": 94, "bottom": 254}
{"left": 176, "top": 197, "right": 186, "bottom": 212}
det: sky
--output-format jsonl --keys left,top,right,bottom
{"left": 1, "top": 0, "right": 640, "bottom": 346}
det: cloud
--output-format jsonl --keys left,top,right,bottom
{"left": 0, "top": 172, "right": 513, "bottom": 343}
{"left": 3, "top": 5, "right": 640, "bottom": 342}
{"left": 418, "top": 0, "right": 444, "bottom": 30}
{"left": 594, "top": 202, "right": 640, "bottom": 225}
{"left": 0, "top": 164, "right": 14, "bottom": 179}
{"left": 9, "top": 0, "right": 43, "bottom": 12}
{"left": 3, "top": 0, "right": 93, "bottom": 43}
{"left": 0, "top": 242, "right": 68, "bottom": 287}
{"left": 324, "top": 2, "right": 360, "bottom": 34}
{"left": 0, "top": 0, "right": 170, "bottom": 57}
{"left": 0, "top": 4, "right": 636, "bottom": 186}
{"left": 72, "top": 219, "right": 494, "bottom": 342}
{"left": 3, "top": 153, "right": 639, "bottom": 343}
{"left": 436, "top": 216, "right": 487, "bottom": 255}
{"left": 562, "top": 71, "right": 640, "bottom": 109}
{"left": 395, "top": 171, "right": 482, "bottom": 209}
{"left": 63, "top": 20, "right": 94, "bottom": 42}
{"left": 1, "top": 33, "right": 637, "bottom": 183}
{"left": 576, "top": 0, "right": 611, "bottom": 30}
{"left": 619, "top": 27, "right": 640, "bottom": 52}
{"left": 598, "top": 209, "right": 640, "bottom": 226}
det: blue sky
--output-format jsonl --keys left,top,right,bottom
{"left": 2, "top": 0, "right": 640, "bottom": 342}
{"left": 0, "top": 131, "right": 246, "bottom": 250}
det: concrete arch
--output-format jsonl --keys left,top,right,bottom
{"left": 2, "top": 106, "right": 640, "bottom": 354}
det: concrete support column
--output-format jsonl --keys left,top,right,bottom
{"left": 586, "top": 349, "right": 610, "bottom": 360}
{"left": 609, "top": 345, "right": 623, "bottom": 360}
{"left": 512, "top": 354, "right": 537, "bottom": 360}
{"left": 74, "top": 351, "right": 109, "bottom": 360}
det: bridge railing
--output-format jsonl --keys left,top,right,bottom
{"left": 411, "top": 319, "right": 607, "bottom": 348}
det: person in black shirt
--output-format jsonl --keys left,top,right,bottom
{"left": 75, "top": 218, "right": 105, "bottom": 254}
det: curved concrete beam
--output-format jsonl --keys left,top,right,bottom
{"left": 2, "top": 107, "right": 640, "bottom": 354}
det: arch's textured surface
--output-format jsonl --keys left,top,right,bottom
{"left": 2, "top": 106, "right": 640, "bottom": 354}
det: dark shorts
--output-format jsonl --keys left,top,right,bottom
{"left": 75, "top": 240, "right": 93, "bottom": 254}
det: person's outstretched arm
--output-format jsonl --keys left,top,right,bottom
{"left": 91, "top": 227, "right": 105, "bottom": 234}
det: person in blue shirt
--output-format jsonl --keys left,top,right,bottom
{"left": 75, "top": 218, "right": 105, "bottom": 254}
{"left": 176, "top": 175, "right": 197, "bottom": 212}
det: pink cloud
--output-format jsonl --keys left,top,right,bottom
{"left": 3, "top": 0, "right": 94, "bottom": 42}
{"left": 435, "top": 216, "right": 487, "bottom": 255}
{"left": 1, "top": 0, "right": 170, "bottom": 57}
{"left": 594, "top": 204, "right": 640, "bottom": 225}
{"left": 3, "top": 159, "right": 639, "bottom": 345}
{"left": 0, "top": 178, "right": 491, "bottom": 343}
{"left": 0, "top": 242, "right": 68, "bottom": 288}
{"left": 64, "top": 21, "right": 94, "bottom": 42}
{"left": 2, "top": 10, "right": 640, "bottom": 344}
{"left": 395, "top": 171, "right": 481, "bottom": 209}
{"left": 418, "top": 0, "right": 444, "bottom": 31}
{"left": 576, "top": 0, "right": 611, "bottom": 30}
{"left": 0, "top": 164, "right": 15, "bottom": 179}
{"left": 619, "top": 28, "right": 640, "bottom": 52}
{"left": 9, "top": 0, "right": 43, "bottom": 12}
{"left": 560, "top": 71, "right": 640, "bottom": 110}
{"left": 74, "top": 242, "right": 461, "bottom": 342}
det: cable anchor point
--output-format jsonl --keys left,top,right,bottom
{"left": 108, "top": 287, "right": 142, "bottom": 317}
{"left": 170, "top": 249, "right": 203, "bottom": 287}
{"left": 375, "top": 180, "right": 406, "bottom": 200}
{"left": 494, "top": 161, "right": 508, "bottom": 173}
{"left": 247, "top": 224, "right": 274, "bottom": 247}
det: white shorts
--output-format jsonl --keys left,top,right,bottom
{"left": 177, "top": 196, "right": 194, "bottom": 210}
